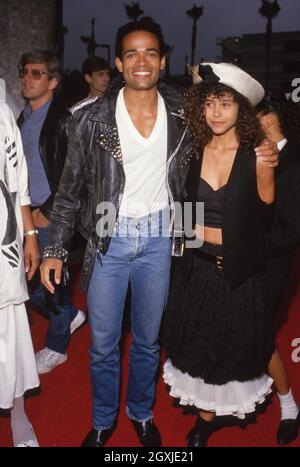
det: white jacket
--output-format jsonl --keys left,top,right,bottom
{"left": 0, "top": 101, "right": 31, "bottom": 308}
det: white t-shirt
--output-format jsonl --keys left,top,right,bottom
{"left": 116, "top": 88, "right": 169, "bottom": 218}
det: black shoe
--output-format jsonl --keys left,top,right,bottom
{"left": 277, "top": 411, "right": 300, "bottom": 446}
{"left": 81, "top": 427, "right": 114, "bottom": 447}
{"left": 186, "top": 416, "right": 215, "bottom": 447}
{"left": 131, "top": 419, "right": 161, "bottom": 447}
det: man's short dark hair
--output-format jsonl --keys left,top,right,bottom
{"left": 115, "top": 17, "right": 167, "bottom": 59}
{"left": 19, "top": 50, "right": 63, "bottom": 83}
{"left": 82, "top": 56, "right": 110, "bottom": 76}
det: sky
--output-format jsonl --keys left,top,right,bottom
{"left": 63, "top": 0, "right": 300, "bottom": 74}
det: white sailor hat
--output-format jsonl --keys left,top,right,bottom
{"left": 191, "top": 62, "right": 265, "bottom": 107}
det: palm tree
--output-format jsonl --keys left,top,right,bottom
{"left": 259, "top": 0, "right": 281, "bottom": 92}
{"left": 186, "top": 4, "right": 204, "bottom": 66}
{"left": 81, "top": 18, "right": 100, "bottom": 56}
{"left": 125, "top": 2, "right": 144, "bottom": 21}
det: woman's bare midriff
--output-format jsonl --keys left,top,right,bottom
{"left": 195, "top": 224, "right": 223, "bottom": 245}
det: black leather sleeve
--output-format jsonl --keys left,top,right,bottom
{"left": 47, "top": 116, "right": 86, "bottom": 251}
{"left": 265, "top": 177, "right": 300, "bottom": 257}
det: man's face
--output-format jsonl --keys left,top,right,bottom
{"left": 85, "top": 69, "right": 110, "bottom": 97}
{"left": 21, "top": 62, "right": 58, "bottom": 104}
{"left": 115, "top": 30, "right": 165, "bottom": 91}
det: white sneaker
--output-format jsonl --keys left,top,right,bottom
{"left": 36, "top": 347, "right": 67, "bottom": 374}
{"left": 15, "top": 425, "right": 39, "bottom": 447}
{"left": 70, "top": 310, "right": 86, "bottom": 335}
{"left": 15, "top": 439, "right": 39, "bottom": 447}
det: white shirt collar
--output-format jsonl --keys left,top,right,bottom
{"left": 277, "top": 138, "right": 288, "bottom": 152}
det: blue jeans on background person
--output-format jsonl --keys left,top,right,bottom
{"left": 28, "top": 226, "right": 78, "bottom": 354}
{"left": 87, "top": 209, "right": 172, "bottom": 430}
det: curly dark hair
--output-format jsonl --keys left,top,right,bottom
{"left": 256, "top": 89, "right": 300, "bottom": 145}
{"left": 186, "top": 83, "right": 265, "bottom": 154}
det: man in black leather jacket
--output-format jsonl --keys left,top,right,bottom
{"left": 41, "top": 20, "right": 192, "bottom": 447}
{"left": 18, "top": 50, "right": 85, "bottom": 376}
{"left": 257, "top": 94, "right": 300, "bottom": 446}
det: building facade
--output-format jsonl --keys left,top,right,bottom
{"left": 217, "top": 31, "right": 300, "bottom": 92}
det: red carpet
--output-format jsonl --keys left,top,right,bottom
{"left": 1, "top": 253, "right": 300, "bottom": 447}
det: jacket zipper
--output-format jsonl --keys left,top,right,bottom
{"left": 165, "top": 126, "right": 188, "bottom": 230}
{"left": 96, "top": 152, "right": 126, "bottom": 252}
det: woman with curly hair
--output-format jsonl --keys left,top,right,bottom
{"left": 256, "top": 91, "right": 300, "bottom": 446}
{"left": 162, "top": 63, "right": 278, "bottom": 446}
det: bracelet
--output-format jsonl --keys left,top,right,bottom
{"left": 24, "top": 229, "right": 38, "bottom": 236}
{"left": 43, "top": 245, "right": 68, "bottom": 262}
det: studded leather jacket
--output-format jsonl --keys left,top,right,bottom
{"left": 46, "top": 79, "right": 193, "bottom": 291}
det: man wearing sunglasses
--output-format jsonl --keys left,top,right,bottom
{"left": 17, "top": 50, "right": 85, "bottom": 375}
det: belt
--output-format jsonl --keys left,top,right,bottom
{"left": 193, "top": 249, "right": 223, "bottom": 271}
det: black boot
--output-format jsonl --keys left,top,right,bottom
{"left": 277, "top": 411, "right": 300, "bottom": 446}
{"left": 131, "top": 419, "right": 162, "bottom": 447}
{"left": 81, "top": 426, "right": 115, "bottom": 447}
{"left": 186, "top": 416, "right": 215, "bottom": 447}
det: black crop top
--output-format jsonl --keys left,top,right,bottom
{"left": 196, "top": 177, "right": 226, "bottom": 228}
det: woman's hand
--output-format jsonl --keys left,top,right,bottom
{"left": 24, "top": 234, "right": 40, "bottom": 280}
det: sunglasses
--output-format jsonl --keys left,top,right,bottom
{"left": 19, "top": 68, "right": 50, "bottom": 80}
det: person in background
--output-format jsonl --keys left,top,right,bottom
{"left": 81, "top": 56, "right": 110, "bottom": 99}
{"left": 257, "top": 91, "right": 300, "bottom": 446}
{"left": 18, "top": 50, "right": 85, "bottom": 375}
{"left": 0, "top": 77, "right": 22, "bottom": 120}
{"left": 0, "top": 95, "right": 40, "bottom": 447}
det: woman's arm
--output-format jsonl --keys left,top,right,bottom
{"left": 256, "top": 154, "right": 275, "bottom": 204}
{"left": 12, "top": 107, "right": 40, "bottom": 280}
{"left": 21, "top": 205, "right": 40, "bottom": 280}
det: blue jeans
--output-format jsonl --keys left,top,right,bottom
{"left": 28, "top": 226, "right": 78, "bottom": 354}
{"left": 87, "top": 210, "right": 172, "bottom": 429}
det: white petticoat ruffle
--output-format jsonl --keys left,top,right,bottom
{"left": 163, "top": 359, "right": 273, "bottom": 419}
{"left": 0, "top": 303, "right": 40, "bottom": 409}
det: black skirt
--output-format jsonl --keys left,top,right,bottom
{"left": 162, "top": 242, "right": 275, "bottom": 386}
{"left": 264, "top": 253, "right": 293, "bottom": 316}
